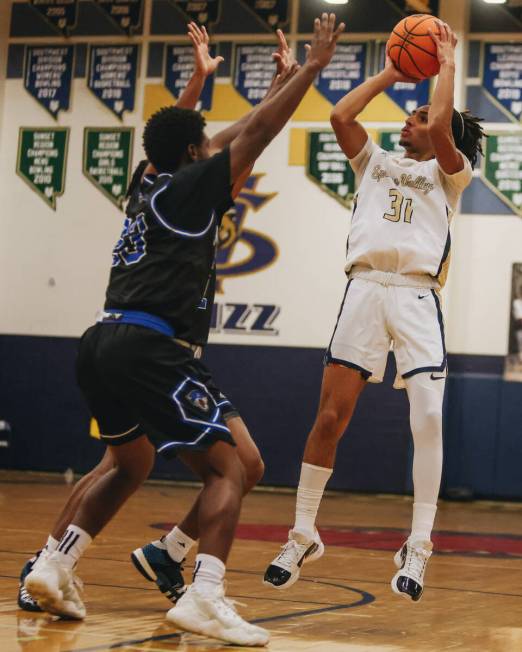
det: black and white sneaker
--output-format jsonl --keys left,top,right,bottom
{"left": 18, "top": 551, "right": 46, "bottom": 612}
{"left": 391, "top": 539, "right": 433, "bottom": 602}
{"left": 131, "top": 541, "right": 186, "bottom": 603}
{"left": 263, "top": 528, "right": 324, "bottom": 590}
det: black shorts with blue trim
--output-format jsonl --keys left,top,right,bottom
{"left": 76, "top": 322, "right": 238, "bottom": 457}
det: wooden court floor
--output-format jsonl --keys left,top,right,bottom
{"left": 1, "top": 474, "right": 522, "bottom": 652}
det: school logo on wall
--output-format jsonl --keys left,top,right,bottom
{"left": 216, "top": 173, "right": 278, "bottom": 293}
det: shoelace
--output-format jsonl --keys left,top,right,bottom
{"left": 405, "top": 546, "right": 430, "bottom": 581}
{"left": 275, "top": 540, "right": 307, "bottom": 570}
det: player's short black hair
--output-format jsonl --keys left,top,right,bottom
{"left": 451, "top": 109, "right": 487, "bottom": 170}
{"left": 143, "top": 106, "right": 206, "bottom": 173}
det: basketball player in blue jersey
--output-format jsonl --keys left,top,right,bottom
{"left": 24, "top": 14, "right": 345, "bottom": 646}
{"left": 17, "top": 22, "right": 291, "bottom": 614}
{"left": 264, "top": 22, "right": 486, "bottom": 601}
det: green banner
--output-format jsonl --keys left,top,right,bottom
{"left": 16, "top": 127, "right": 69, "bottom": 210}
{"left": 306, "top": 131, "right": 354, "bottom": 207}
{"left": 83, "top": 128, "right": 134, "bottom": 207}
{"left": 379, "top": 130, "right": 404, "bottom": 154}
{"left": 483, "top": 133, "right": 522, "bottom": 217}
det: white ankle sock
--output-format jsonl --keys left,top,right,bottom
{"left": 294, "top": 463, "right": 332, "bottom": 538}
{"left": 54, "top": 525, "right": 92, "bottom": 569}
{"left": 192, "top": 553, "right": 225, "bottom": 593}
{"left": 410, "top": 502, "right": 437, "bottom": 542}
{"left": 45, "top": 535, "right": 59, "bottom": 553}
{"left": 152, "top": 526, "right": 196, "bottom": 563}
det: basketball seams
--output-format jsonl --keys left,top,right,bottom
{"left": 404, "top": 14, "right": 436, "bottom": 36}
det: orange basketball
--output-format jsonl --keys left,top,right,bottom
{"left": 387, "top": 14, "right": 441, "bottom": 81}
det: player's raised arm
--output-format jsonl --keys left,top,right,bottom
{"left": 426, "top": 22, "right": 464, "bottom": 175}
{"left": 209, "top": 28, "right": 298, "bottom": 154}
{"left": 229, "top": 13, "right": 345, "bottom": 183}
{"left": 176, "top": 22, "right": 224, "bottom": 110}
{"left": 330, "top": 54, "right": 414, "bottom": 159}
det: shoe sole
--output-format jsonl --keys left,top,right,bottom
{"left": 167, "top": 609, "right": 268, "bottom": 646}
{"left": 24, "top": 577, "right": 84, "bottom": 620}
{"left": 131, "top": 548, "right": 157, "bottom": 582}
{"left": 263, "top": 540, "right": 325, "bottom": 591}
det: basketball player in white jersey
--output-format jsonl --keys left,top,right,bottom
{"left": 513, "top": 295, "right": 522, "bottom": 362}
{"left": 264, "top": 22, "right": 485, "bottom": 601}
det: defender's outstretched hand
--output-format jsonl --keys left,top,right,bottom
{"left": 429, "top": 21, "right": 457, "bottom": 67}
{"left": 305, "top": 13, "right": 345, "bottom": 70}
{"left": 188, "top": 21, "right": 224, "bottom": 77}
{"left": 272, "top": 29, "right": 297, "bottom": 75}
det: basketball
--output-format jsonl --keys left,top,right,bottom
{"left": 387, "top": 14, "right": 441, "bottom": 80}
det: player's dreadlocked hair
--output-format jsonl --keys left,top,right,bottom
{"left": 451, "top": 109, "right": 487, "bottom": 170}
{"left": 142, "top": 106, "right": 206, "bottom": 173}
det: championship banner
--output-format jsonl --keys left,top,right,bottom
{"left": 482, "top": 43, "right": 522, "bottom": 123}
{"left": 94, "top": 0, "right": 144, "bottom": 35}
{"left": 378, "top": 43, "right": 430, "bottom": 114}
{"left": 16, "top": 127, "right": 69, "bottom": 210}
{"left": 169, "top": 0, "right": 221, "bottom": 28}
{"left": 88, "top": 45, "right": 139, "bottom": 119}
{"left": 233, "top": 44, "right": 275, "bottom": 106}
{"left": 306, "top": 130, "right": 355, "bottom": 208}
{"left": 482, "top": 132, "right": 522, "bottom": 217}
{"left": 314, "top": 43, "right": 367, "bottom": 106}
{"left": 504, "top": 263, "right": 522, "bottom": 382}
{"left": 24, "top": 46, "right": 73, "bottom": 119}
{"left": 239, "top": 0, "right": 288, "bottom": 30}
{"left": 379, "top": 130, "right": 404, "bottom": 154}
{"left": 30, "top": 0, "right": 78, "bottom": 35}
{"left": 165, "top": 45, "right": 215, "bottom": 111}
{"left": 83, "top": 128, "right": 134, "bottom": 208}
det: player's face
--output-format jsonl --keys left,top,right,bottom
{"left": 399, "top": 106, "right": 431, "bottom": 154}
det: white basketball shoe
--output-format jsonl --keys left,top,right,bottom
{"left": 263, "top": 528, "right": 324, "bottom": 590}
{"left": 166, "top": 583, "right": 269, "bottom": 647}
{"left": 24, "top": 552, "right": 86, "bottom": 620}
{"left": 391, "top": 539, "right": 433, "bottom": 602}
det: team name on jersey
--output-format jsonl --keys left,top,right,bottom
{"left": 371, "top": 164, "right": 435, "bottom": 195}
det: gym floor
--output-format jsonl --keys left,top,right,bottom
{"left": 1, "top": 474, "right": 522, "bottom": 651}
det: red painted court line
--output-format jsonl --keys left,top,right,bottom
{"left": 151, "top": 522, "right": 522, "bottom": 557}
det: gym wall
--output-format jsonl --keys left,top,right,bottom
{"left": 1, "top": 0, "right": 521, "bottom": 498}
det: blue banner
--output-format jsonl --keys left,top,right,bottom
{"left": 30, "top": 0, "right": 78, "bottom": 35}
{"left": 88, "top": 45, "right": 138, "bottom": 119}
{"left": 378, "top": 43, "right": 430, "bottom": 114}
{"left": 170, "top": 0, "right": 221, "bottom": 27}
{"left": 239, "top": 0, "right": 288, "bottom": 30}
{"left": 164, "top": 45, "right": 214, "bottom": 111}
{"left": 24, "top": 46, "right": 73, "bottom": 119}
{"left": 483, "top": 43, "right": 522, "bottom": 123}
{"left": 94, "top": 0, "right": 144, "bottom": 35}
{"left": 234, "top": 44, "right": 275, "bottom": 106}
{"left": 314, "top": 43, "right": 367, "bottom": 106}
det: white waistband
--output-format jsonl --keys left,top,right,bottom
{"left": 348, "top": 266, "right": 440, "bottom": 289}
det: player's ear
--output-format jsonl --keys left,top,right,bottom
{"left": 187, "top": 143, "right": 198, "bottom": 162}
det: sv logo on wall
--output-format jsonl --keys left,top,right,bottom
{"left": 212, "top": 173, "right": 281, "bottom": 336}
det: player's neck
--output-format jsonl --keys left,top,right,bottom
{"left": 403, "top": 149, "right": 434, "bottom": 163}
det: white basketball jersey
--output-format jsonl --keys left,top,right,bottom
{"left": 345, "top": 137, "right": 472, "bottom": 285}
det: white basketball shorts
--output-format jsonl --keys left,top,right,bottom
{"left": 325, "top": 277, "right": 446, "bottom": 384}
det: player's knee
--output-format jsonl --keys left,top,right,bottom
{"left": 411, "top": 408, "right": 442, "bottom": 442}
{"left": 315, "top": 407, "right": 349, "bottom": 442}
{"left": 243, "top": 455, "right": 265, "bottom": 494}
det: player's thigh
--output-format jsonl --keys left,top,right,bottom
{"left": 326, "top": 278, "right": 390, "bottom": 381}
{"left": 227, "top": 416, "right": 264, "bottom": 487}
{"left": 390, "top": 287, "right": 446, "bottom": 378}
{"left": 317, "top": 363, "right": 366, "bottom": 421}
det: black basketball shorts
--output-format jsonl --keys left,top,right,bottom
{"left": 76, "top": 323, "right": 238, "bottom": 457}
